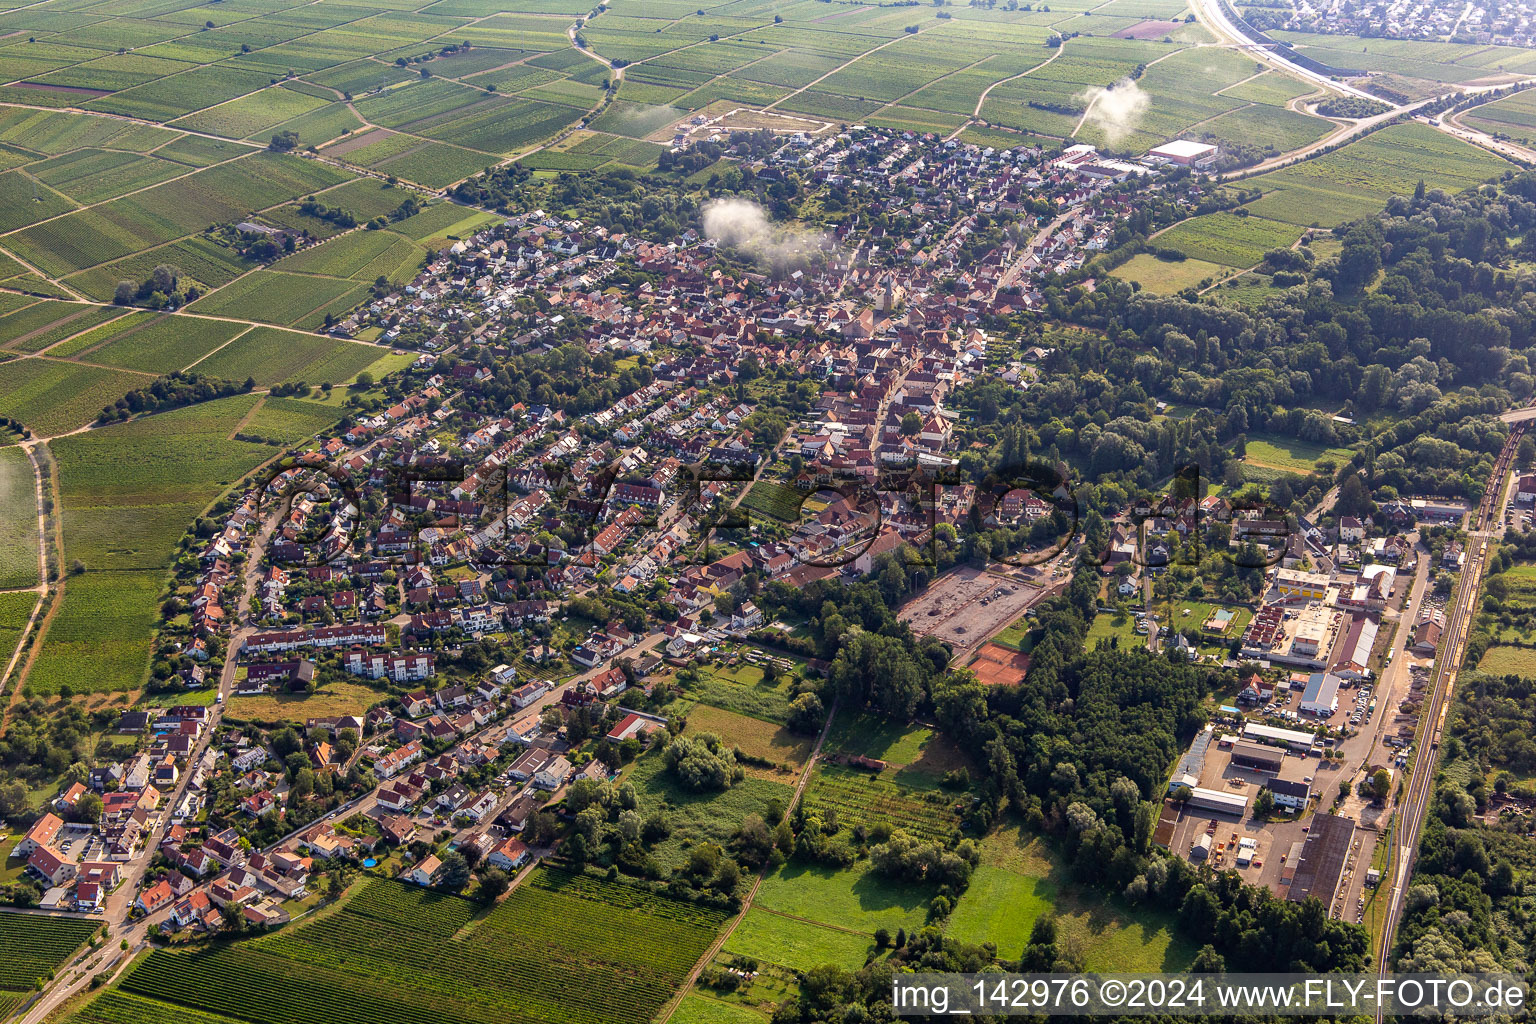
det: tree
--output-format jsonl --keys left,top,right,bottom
{"left": 269, "top": 130, "right": 299, "bottom": 151}
{"left": 1191, "top": 944, "right": 1227, "bottom": 972}
{"left": 438, "top": 851, "right": 471, "bottom": 891}
{"left": 901, "top": 411, "right": 922, "bottom": 436}
{"left": 114, "top": 280, "right": 137, "bottom": 305}
{"left": 1335, "top": 474, "right": 1375, "bottom": 519}
{"left": 476, "top": 867, "right": 509, "bottom": 902}
{"left": 1370, "top": 768, "right": 1392, "bottom": 802}
{"left": 1253, "top": 787, "right": 1274, "bottom": 818}
{"left": 787, "top": 692, "right": 825, "bottom": 735}
{"left": 73, "top": 791, "right": 103, "bottom": 824}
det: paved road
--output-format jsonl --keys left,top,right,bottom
{"left": 1189, "top": 0, "right": 1383, "bottom": 103}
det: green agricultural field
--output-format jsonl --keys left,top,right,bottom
{"left": 0, "top": 590, "right": 37, "bottom": 674}
{"left": 186, "top": 270, "right": 360, "bottom": 328}
{"left": 51, "top": 394, "right": 269, "bottom": 572}
{"left": 724, "top": 908, "right": 873, "bottom": 972}
{"left": 673, "top": 994, "right": 768, "bottom": 1024}
{"left": 1113, "top": 253, "right": 1229, "bottom": 293}
{"left": 1238, "top": 123, "right": 1512, "bottom": 228}
{"left": 0, "top": 169, "right": 77, "bottom": 233}
{"left": 1155, "top": 213, "right": 1301, "bottom": 268}
{"left": 1461, "top": 90, "right": 1536, "bottom": 148}
{"left": 387, "top": 202, "right": 501, "bottom": 245}
{"left": 154, "top": 136, "right": 251, "bottom": 168}
{"left": 173, "top": 85, "right": 331, "bottom": 140}
{"left": 278, "top": 229, "right": 422, "bottom": 282}
{"left": 28, "top": 149, "right": 186, "bottom": 204}
{"left": 102, "top": 872, "right": 725, "bottom": 1024}
{"left": 0, "top": 914, "right": 98, "bottom": 994}
{"left": 0, "top": 446, "right": 37, "bottom": 589}
{"left": 1477, "top": 645, "right": 1536, "bottom": 677}
{"left": 188, "top": 327, "right": 393, "bottom": 387}
{"left": 0, "top": 359, "right": 147, "bottom": 437}
{"left": 590, "top": 100, "right": 688, "bottom": 139}
{"left": 85, "top": 316, "right": 251, "bottom": 374}
{"left": 238, "top": 396, "right": 345, "bottom": 443}
{"left": 755, "top": 862, "right": 935, "bottom": 936}
{"left": 5, "top": 151, "right": 352, "bottom": 279}
{"left": 0, "top": 300, "right": 116, "bottom": 353}
{"left": 5, "top": 304, "right": 130, "bottom": 355}
{"left": 64, "top": 237, "right": 254, "bottom": 302}
{"left": 24, "top": 569, "right": 163, "bottom": 695}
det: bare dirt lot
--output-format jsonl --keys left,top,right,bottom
{"left": 898, "top": 565, "right": 1044, "bottom": 659}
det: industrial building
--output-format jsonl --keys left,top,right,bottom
{"left": 1286, "top": 812, "right": 1354, "bottom": 904}
{"left": 1230, "top": 741, "right": 1284, "bottom": 774}
{"left": 1243, "top": 721, "right": 1317, "bottom": 751}
{"left": 1330, "top": 614, "right": 1378, "bottom": 679}
{"left": 1145, "top": 139, "right": 1219, "bottom": 168}
{"left": 1273, "top": 568, "right": 1330, "bottom": 600}
{"left": 1184, "top": 786, "right": 1250, "bottom": 817}
{"left": 1300, "top": 671, "right": 1342, "bottom": 717}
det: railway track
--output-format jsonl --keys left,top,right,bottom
{"left": 1373, "top": 424, "right": 1524, "bottom": 1017}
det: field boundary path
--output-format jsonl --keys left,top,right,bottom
{"left": 0, "top": 442, "right": 49, "bottom": 695}
{"left": 656, "top": 699, "right": 841, "bottom": 1024}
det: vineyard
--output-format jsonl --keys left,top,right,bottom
{"left": 803, "top": 763, "right": 962, "bottom": 842}
{"left": 0, "top": 913, "right": 98, "bottom": 991}
{"left": 114, "top": 872, "right": 724, "bottom": 1024}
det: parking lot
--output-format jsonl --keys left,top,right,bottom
{"left": 897, "top": 565, "right": 1046, "bottom": 658}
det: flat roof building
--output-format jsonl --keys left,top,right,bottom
{"left": 1146, "top": 140, "right": 1219, "bottom": 168}
{"left": 1287, "top": 812, "right": 1354, "bottom": 904}
{"left": 1186, "top": 786, "right": 1249, "bottom": 817}
{"left": 1231, "top": 741, "right": 1284, "bottom": 774}
{"left": 1300, "top": 671, "right": 1341, "bottom": 717}
{"left": 1243, "top": 721, "right": 1315, "bottom": 751}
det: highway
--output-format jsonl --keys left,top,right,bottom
{"left": 1189, "top": 0, "right": 1384, "bottom": 103}
{"left": 1372, "top": 424, "right": 1524, "bottom": 1011}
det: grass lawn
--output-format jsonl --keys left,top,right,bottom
{"left": 949, "top": 823, "right": 1196, "bottom": 969}
{"left": 1244, "top": 433, "right": 1353, "bottom": 473}
{"left": 724, "top": 907, "right": 872, "bottom": 972}
{"left": 992, "top": 614, "right": 1033, "bottom": 651}
{"left": 674, "top": 992, "right": 769, "bottom": 1024}
{"left": 1087, "top": 608, "right": 1143, "bottom": 650}
{"left": 947, "top": 863, "right": 1058, "bottom": 956}
{"left": 226, "top": 681, "right": 382, "bottom": 723}
{"left": 683, "top": 703, "right": 811, "bottom": 779}
{"left": 674, "top": 662, "right": 797, "bottom": 724}
{"left": 1112, "top": 253, "right": 1229, "bottom": 294}
{"left": 624, "top": 749, "right": 793, "bottom": 872}
{"left": 1158, "top": 599, "right": 1252, "bottom": 656}
{"left": 754, "top": 862, "right": 934, "bottom": 936}
{"left": 1477, "top": 645, "right": 1536, "bottom": 676}
{"left": 826, "top": 711, "right": 932, "bottom": 766}
{"left": 825, "top": 709, "right": 970, "bottom": 787}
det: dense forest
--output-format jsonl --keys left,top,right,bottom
{"left": 956, "top": 175, "right": 1536, "bottom": 506}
